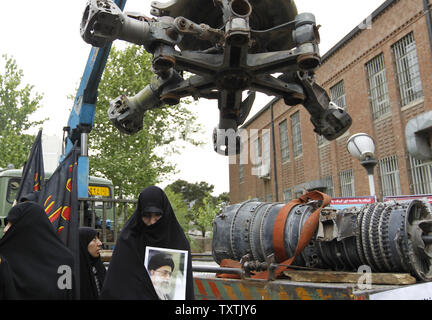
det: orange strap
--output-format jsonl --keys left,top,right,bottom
{"left": 272, "top": 198, "right": 302, "bottom": 262}
{"left": 216, "top": 259, "right": 242, "bottom": 279}
{"left": 217, "top": 191, "right": 331, "bottom": 280}
{"left": 270, "top": 191, "right": 331, "bottom": 278}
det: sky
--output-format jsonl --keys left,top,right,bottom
{"left": 0, "top": 0, "right": 386, "bottom": 195}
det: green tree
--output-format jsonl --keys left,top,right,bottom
{"left": 88, "top": 45, "right": 203, "bottom": 198}
{"left": 164, "top": 185, "right": 190, "bottom": 233}
{"left": 0, "top": 54, "right": 45, "bottom": 168}
{"left": 167, "top": 179, "right": 228, "bottom": 237}
{"left": 191, "top": 194, "right": 220, "bottom": 237}
{"left": 167, "top": 179, "right": 214, "bottom": 208}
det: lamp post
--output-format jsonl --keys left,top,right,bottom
{"left": 347, "top": 133, "right": 378, "bottom": 197}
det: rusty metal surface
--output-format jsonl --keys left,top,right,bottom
{"left": 193, "top": 275, "right": 408, "bottom": 300}
{"left": 193, "top": 276, "right": 357, "bottom": 300}
{"left": 151, "top": 0, "right": 298, "bottom": 51}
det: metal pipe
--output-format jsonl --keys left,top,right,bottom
{"left": 423, "top": 0, "right": 432, "bottom": 54}
{"left": 270, "top": 101, "right": 279, "bottom": 202}
{"left": 423, "top": 235, "right": 432, "bottom": 245}
{"left": 79, "top": 200, "right": 85, "bottom": 227}
{"left": 368, "top": 174, "right": 376, "bottom": 197}
{"left": 102, "top": 202, "right": 107, "bottom": 247}
{"left": 113, "top": 201, "right": 117, "bottom": 244}
{"left": 81, "top": 132, "right": 88, "bottom": 157}
{"left": 91, "top": 200, "right": 96, "bottom": 229}
{"left": 192, "top": 265, "right": 242, "bottom": 274}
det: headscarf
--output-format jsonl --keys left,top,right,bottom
{"left": 0, "top": 255, "right": 18, "bottom": 299}
{"left": 79, "top": 227, "right": 106, "bottom": 300}
{"left": 100, "top": 186, "right": 194, "bottom": 300}
{"left": 0, "top": 201, "right": 75, "bottom": 299}
{"left": 18, "top": 191, "right": 40, "bottom": 203}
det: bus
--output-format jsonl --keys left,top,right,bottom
{"left": 0, "top": 169, "right": 115, "bottom": 239}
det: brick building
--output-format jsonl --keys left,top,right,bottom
{"left": 229, "top": 0, "right": 432, "bottom": 204}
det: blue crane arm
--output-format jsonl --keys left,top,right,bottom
{"left": 63, "top": 0, "right": 127, "bottom": 198}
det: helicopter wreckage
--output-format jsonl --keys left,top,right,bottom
{"left": 80, "top": 0, "right": 352, "bottom": 154}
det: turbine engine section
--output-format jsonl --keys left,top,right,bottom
{"left": 212, "top": 199, "right": 432, "bottom": 281}
{"left": 212, "top": 200, "right": 325, "bottom": 269}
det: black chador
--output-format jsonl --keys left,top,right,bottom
{"left": 0, "top": 201, "right": 75, "bottom": 299}
{"left": 79, "top": 227, "right": 106, "bottom": 300}
{"left": 100, "top": 186, "right": 194, "bottom": 300}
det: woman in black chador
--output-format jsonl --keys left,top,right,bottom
{"left": 0, "top": 200, "right": 75, "bottom": 299}
{"left": 100, "top": 186, "right": 194, "bottom": 300}
{"left": 79, "top": 227, "right": 106, "bottom": 300}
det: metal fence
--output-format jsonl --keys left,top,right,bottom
{"left": 366, "top": 53, "right": 390, "bottom": 120}
{"left": 391, "top": 32, "right": 423, "bottom": 107}
{"left": 78, "top": 197, "right": 137, "bottom": 249}
{"left": 339, "top": 169, "right": 355, "bottom": 197}
{"left": 378, "top": 155, "right": 402, "bottom": 197}
{"left": 409, "top": 155, "right": 432, "bottom": 195}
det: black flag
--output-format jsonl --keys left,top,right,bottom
{"left": 39, "top": 145, "right": 80, "bottom": 298}
{"left": 15, "top": 130, "right": 45, "bottom": 202}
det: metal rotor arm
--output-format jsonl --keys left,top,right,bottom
{"left": 80, "top": 0, "right": 182, "bottom": 51}
{"left": 107, "top": 68, "right": 184, "bottom": 134}
{"left": 80, "top": 0, "right": 353, "bottom": 153}
{"left": 279, "top": 71, "right": 353, "bottom": 140}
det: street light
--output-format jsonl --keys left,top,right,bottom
{"left": 347, "top": 133, "right": 378, "bottom": 197}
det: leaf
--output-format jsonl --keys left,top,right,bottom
{"left": 86, "top": 45, "right": 204, "bottom": 198}
{"left": 0, "top": 55, "right": 46, "bottom": 168}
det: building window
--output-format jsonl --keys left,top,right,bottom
{"left": 283, "top": 188, "right": 293, "bottom": 202}
{"left": 316, "top": 133, "right": 328, "bottom": 147}
{"left": 279, "top": 120, "right": 290, "bottom": 162}
{"left": 392, "top": 32, "right": 423, "bottom": 107}
{"left": 294, "top": 191, "right": 303, "bottom": 199}
{"left": 366, "top": 53, "right": 390, "bottom": 120}
{"left": 254, "top": 136, "right": 262, "bottom": 165}
{"left": 339, "top": 169, "right": 355, "bottom": 197}
{"left": 262, "top": 130, "right": 271, "bottom": 167}
{"left": 379, "top": 155, "right": 401, "bottom": 196}
{"left": 291, "top": 112, "right": 302, "bottom": 157}
{"left": 239, "top": 162, "right": 244, "bottom": 183}
{"left": 266, "top": 194, "right": 273, "bottom": 202}
{"left": 409, "top": 155, "right": 432, "bottom": 194}
{"left": 330, "top": 80, "right": 347, "bottom": 109}
{"left": 323, "top": 176, "right": 335, "bottom": 197}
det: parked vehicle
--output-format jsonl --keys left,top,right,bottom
{"left": 0, "top": 168, "right": 115, "bottom": 239}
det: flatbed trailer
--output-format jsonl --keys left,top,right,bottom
{"left": 190, "top": 262, "right": 417, "bottom": 300}
{"left": 192, "top": 275, "right": 401, "bottom": 300}
{"left": 100, "top": 250, "right": 419, "bottom": 300}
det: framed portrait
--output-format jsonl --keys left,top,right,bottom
{"left": 144, "top": 246, "right": 189, "bottom": 300}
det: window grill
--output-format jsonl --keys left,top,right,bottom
{"left": 366, "top": 54, "right": 390, "bottom": 120}
{"left": 262, "top": 130, "right": 271, "bottom": 167}
{"left": 323, "top": 176, "right": 335, "bottom": 197}
{"left": 253, "top": 136, "right": 262, "bottom": 165}
{"left": 339, "top": 169, "right": 355, "bottom": 197}
{"left": 379, "top": 155, "right": 401, "bottom": 196}
{"left": 239, "top": 162, "right": 244, "bottom": 183}
{"left": 330, "top": 80, "right": 347, "bottom": 109}
{"left": 291, "top": 112, "right": 303, "bottom": 157}
{"left": 392, "top": 32, "right": 423, "bottom": 107}
{"left": 409, "top": 155, "right": 432, "bottom": 194}
{"left": 279, "top": 120, "right": 290, "bottom": 162}
{"left": 295, "top": 191, "right": 304, "bottom": 198}
{"left": 283, "top": 188, "right": 293, "bottom": 202}
{"left": 316, "top": 133, "right": 327, "bottom": 147}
